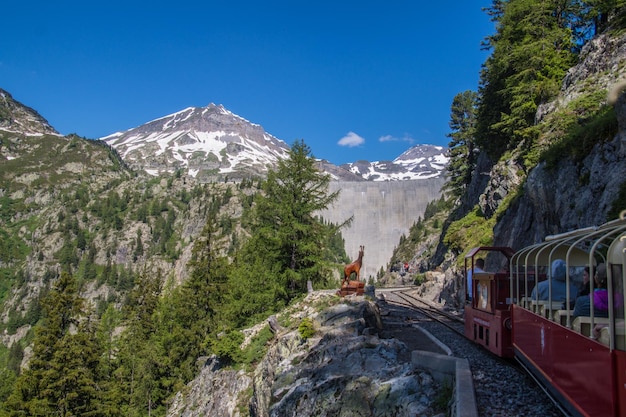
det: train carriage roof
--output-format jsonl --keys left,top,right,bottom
{"left": 512, "top": 217, "right": 626, "bottom": 268}
{"left": 512, "top": 241, "right": 592, "bottom": 267}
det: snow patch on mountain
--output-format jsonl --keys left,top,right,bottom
{"left": 342, "top": 145, "right": 448, "bottom": 181}
{"left": 101, "top": 103, "right": 448, "bottom": 181}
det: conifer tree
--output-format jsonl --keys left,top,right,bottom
{"left": 445, "top": 90, "right": 478, "bottom": 199}
{"left": 159, "top": 208, "right": 231, "bottom": 379}
{"left": 3, "top": 272, "right": 103, "bottom": 416}
{"left": 112, "top": 269, "right": 164, "bottom": 416}
{"left": 237, "top": 139, "right": 345, "bottom": 301}
{"left": 475, "top": 0, "right": 576, "bottom": 159}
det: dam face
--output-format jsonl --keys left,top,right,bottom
{"left": 320, "top": 179, "right": 445, "bottom": 280}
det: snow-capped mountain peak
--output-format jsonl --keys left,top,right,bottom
{"left": 341, "top": 144, "right": 448, "bottom": 181}
{"left": 101, "top": 103, "right": 290, "bottom": 180}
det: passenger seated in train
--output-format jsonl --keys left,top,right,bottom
{"left": 578, "top": 266, "right": 592, "bottom": 297}
{"left": 530, "top": 259, "right": 579, "bottom": 302}
{"left": 467, "top": 258, "right": 485, "bottom": 300}
{"left": 573, "top": 263, "right": 623, "bottom": 318}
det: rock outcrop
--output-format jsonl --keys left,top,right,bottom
{"left": 167, "top": 292, "right": 442, "bottom": 417}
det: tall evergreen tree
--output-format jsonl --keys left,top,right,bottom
{"left": 475, "top": 0, "right": 577, "bottom": 159}
{"left": 3, "top": 272, "right": 103, "bottom": 416}
{"left": 444, "top": 90, "right": 478, "bottom": 199}
{"left": 238, "top": 139, "right": 345, "bottom": 302}
{"left": 112, "top": 269, "right": 165, "bottom": 417}
{"left": 159, "top": 209, "right": 232, "bottom": 380}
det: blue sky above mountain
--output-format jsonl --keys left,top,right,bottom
{"left": 1, "top": 1, "right": 493, "bottom": 165}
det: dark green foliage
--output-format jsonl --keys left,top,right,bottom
{"left": 224, "top": 257, "right": 287, "bottom": 328}
{"left": 6, "top": 343, "right": 23, "bottom": 375}
{"left": 238, "top": 140, "right": 345, "bottom": 299}
{"left": 476, "top": 0, "right": 577, "bottom": 160}
{"left": 240, "top": 325, "right": 274, "bottom": 365}
{"left": 444, "top": 90, "right": 478, "bottom": 198}
{"left": 423, "top": 195, "right": 452, "bottom": 221}
{"left": 3, "top": 272, "right": 103, "bottom": 417}
{"left": 112, "top": 269, "right": 168, "bottom": 416}
{"left": 210, "top": 330, "right": 244, "bottom": 364}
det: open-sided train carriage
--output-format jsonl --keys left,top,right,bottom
{"left": 464, "top": 214, "right": 626, "bottom": 416}
{"left": 509, "top": 216, "right": 626, "bottom": 417}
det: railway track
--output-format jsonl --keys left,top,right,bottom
{"left": 375, "top": 286, "right": 565, "bottom": 417}
{"left": 383, "top": 287, "right": 465, "bottom": 335}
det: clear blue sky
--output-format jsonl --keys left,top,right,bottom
{"left": 1, "top": 1, "right": 493, "bottom": 165}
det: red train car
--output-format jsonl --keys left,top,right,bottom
{"left": 464, "top": 214, "right": 626, "bottom": 417}
{"left": 464, "top": 246, "right": 516, "bottom": 357}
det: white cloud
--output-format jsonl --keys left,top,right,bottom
{"left": 378, "top": 133, "right": 414, "bottom": 144}
{"left": 338, "top": 131, "right": 365, "bottom": 147}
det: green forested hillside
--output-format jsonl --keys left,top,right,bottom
{"left": 388, "top": 1, "right": 626, "bottom": 283}
{"left": 0, "top": 133, "right": 348, "bottom": 415}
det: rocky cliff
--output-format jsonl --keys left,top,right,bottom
{"left": 429, "top": 31, "right": 626, "bottom": 286}
{"left": 493, "top": 32, "right": 626, "bottom": 250}
{"left": 167, "top": 292, "right": 444, "bottom": 417}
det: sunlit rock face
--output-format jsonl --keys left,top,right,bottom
{"left": 167, "top": 293, "right": 441, "bottom": 417}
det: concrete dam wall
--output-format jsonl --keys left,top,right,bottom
{"left": 320, "top": 179, "right": 445, "bottom": 280}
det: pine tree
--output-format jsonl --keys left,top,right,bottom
{"left": 160, "top": 209, "right": 232, "bottom": 378}
{"left": 112, "top": 269, "right": 165, "bottom": 416}
{"left": 239, "top": 139, "right": 346, "bottom": 300}
{"left": 3, "top": 272, "right": 103, "bottom": 416}
{"left": 444, "top": 90, "right": 478, "bottom": 199}
{"left": 475, "top": 0, "right": 576, "bottom": 159}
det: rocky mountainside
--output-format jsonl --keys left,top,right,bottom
{"left": 0, "top": 89, "right": 58, "bottom": 136}
{"left": 100, "top": 103, "right": 448, "bottom": 182}
{"left": 167, "top": 292, "right": 445, "bottom": 417}
{"left": 101, "top": 104, "right": 291, "bottom": 181}
{"left": 340, "top": 145, "right": 448, "bottom": 181}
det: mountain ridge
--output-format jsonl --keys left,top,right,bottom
{"left": 99, "top": 102, "right": 448, "bottom": 181}
{"left": 0, "top": 89, "right": 59, "bottom": 136}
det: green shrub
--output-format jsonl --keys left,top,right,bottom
{"left": 240, "top": 325, "right": 274, "bottom": 365}
{"left": 443, "top": 206, "right": 495, "bottom": 256}
{"left": 298, "top": 317, "right": 316, "bottom": 340}
{"left": 210, "top": 330, "right": 244, "bottom": 364}
{"left": 433, "top": 378, "right": 453, "bottom": 413}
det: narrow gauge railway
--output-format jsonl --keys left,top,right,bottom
{"left": 383, "top": 288, "right": 465, "bottom": 336}
{"left": 379, "top": 287, "right": 563, "bottom": 417}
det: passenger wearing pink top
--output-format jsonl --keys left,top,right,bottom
{"left": 573, "top": 263, "right": 623, "bottom": 318}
